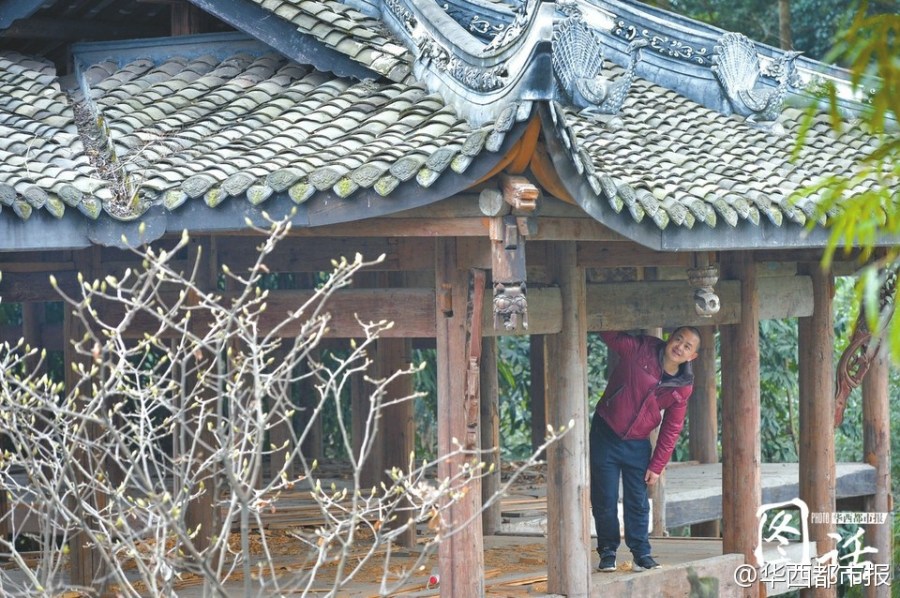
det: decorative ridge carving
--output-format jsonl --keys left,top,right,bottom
{"left": 380, "top": 0, "right": 554, "bottom": 126}
{"left": 552, "top": 6, "right": 647, "bottom": 128}
{"left": 712, "top": 32, "right": 802, "bottom": 130}
{"left": 612, "top": 18, "right": 712, "bottom": 65}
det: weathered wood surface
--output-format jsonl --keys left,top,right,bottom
{"left": 863, "top": 349, "right": 891, "bottom": 598}
{"left": 587, "top": 276, "right": 812, "bottom": 330}
{"left": 798, "top": 263, "right": 836, "bottom": 598}
{"left": 664, "top": 462, "right": 877, "bottom": 529}
{"left": 721, "top": 252, "right": 760, "bottom": 597}
{"left": 689, "top": 325, "right": 719, "bottom": 538}
{"left": 434, "top": 238, "right": 484, "bottom": 598}
{"left": 543, "top": 241, "right": 591, "bottom": 596}
{"left": 480, "top": 336, "right": 502, "bottom": 535}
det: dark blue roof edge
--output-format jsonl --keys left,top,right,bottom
{"left": 0, "top": 0, "right": 46, "bottom": 30}
{"left": 187, "top": 0, "right": 381, "bottom": 82}
{"left": 71, "top": 32, "right": 271, "bottom": 69}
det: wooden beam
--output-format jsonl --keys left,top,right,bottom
{"left": 215, "top": 237, "right": 434, "bottom": 273}
{"left": 480, "top": 336, "right": 501, "bottom": 535}
{"left": 435, "top": 238, "right": 484, "bottom": 597}
{"left": 577, "top": 242, "right": 691, "bottom": 268}
{"left": 862, "top": 348, "right": 891, "bottom": 598}
{"left": 586, "top": 276, "right": 813, "bottom": 330}
{"left": 689, "top": 326, "right": 720, "bottom": 538}
{"left": 0, "top": 271, "right": 78, "bottom": 303}
{"left": 720, "top": 252, "right": 761, "bottom": 590}
{"left": 544, "top": 242, "right": 591, "bottom": 596}
{"left": 798, "top": 264, "right": 836, "bottom": 598}
{"left": 96, "top": 287, "right": 563, "bottom": 339}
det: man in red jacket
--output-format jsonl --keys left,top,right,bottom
{"left": 591, "top": 327, "right": 700, "bottom": 572}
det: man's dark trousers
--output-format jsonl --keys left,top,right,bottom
{"left": 590, "top": 411, "right": 652, "bottom": 559}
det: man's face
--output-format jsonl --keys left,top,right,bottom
{"left": 665, "top": 329, "right": 700, "bottom": 365}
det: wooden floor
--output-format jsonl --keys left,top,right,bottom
{"left": 2, "top": 461, "right": 877, "bottom": 597}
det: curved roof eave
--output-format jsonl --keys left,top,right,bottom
{"left": 537, "top": 103, "right": 838, "bottom": 252}
{"left": 0, "top": 118, "right": 530, "bottom": 251}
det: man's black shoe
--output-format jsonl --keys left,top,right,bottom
{"left": 633, "top": 555, "right": 661, "bottom": 571}
{"left": 598, "top": 555, "right": 617, "bottom": 572}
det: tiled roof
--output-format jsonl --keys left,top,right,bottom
{"left": 0, "top": 49, "right": 520, "bottom": 222}
{"left": 0, "top": 52, "right": 109, "bottom": 220}
{"left": 245, "top": 0, "right": 413, "bottom": 82}
{"left": 547, "top": 74, "right": 881, "bottom": 231}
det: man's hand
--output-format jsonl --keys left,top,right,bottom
{"left": 644, "top": 470, "right": 660, "bottom": 487}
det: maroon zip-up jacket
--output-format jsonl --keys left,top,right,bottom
{"left": 594, "top": 331, "right": 694, "bottom": 474}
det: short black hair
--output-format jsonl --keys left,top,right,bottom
{"left": 671, "top": 326, "right": 702, "bottom": 348}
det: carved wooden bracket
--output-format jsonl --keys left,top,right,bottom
{"left": 834, "top": 266, "right": 897, "bottom": 426}
{"left": 687, "top": 253, "right": 720, "bottom": 317}
{"left": 500, "top": 174, "right": 539, "bottom": 213}
{"left": 490, "top": 215, "right": 530, "bottom": 330}
{"left": 487, "top": 175, "right": 538, "bottom": 331}
{"left": 464, "top": 269, "right": 486, "bottom": 451}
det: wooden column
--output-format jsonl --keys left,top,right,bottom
{"left": 798, "top": 264, "right": 836, "bottom": 598}
{"left": 544, "top": 241, "right": 591, "bottom": 596}
{"left": 529, "top": 335, "right": 546, "bottom": 455}
{"left": 297, "top": 271, "right": 323, "bottom": 462}
{"left": 268, "top": 345, "right": 294, "bottom": 481}
{"left": 66, "top": 249, "right": 110, "bottom": 592}
{"left": 720, "top": 252, "right": 761, "bottom": 583}
{"left": 182, "top": 238, "right": 217, "bottom": 554}
{"left": 352, "top": 272, "right": 381, "bottom": 489}
{"left": 863, "top": 347, "right": 891, "bottom": 598}
{"left": 435, "top": 238, "right": 484, "bottom": 598}
{"left": 352, "top": 356, "right": 382, "bottom": 490}
{"left": 644, "top": 327, "right": 666, "bottom": 537}
{"left": 298, "top": 349, "right": 323, "bottom": 461}
{"left": 377, "top": 332, "right": 416, "bottom": 548}
{"left": 690, "top": 326, "right": 720, "bottom": 537}
{"left": 480, "top": 336, "right": 501, "bottom": 535}
{"left": 269, "top": 274, "right": 296, "bottom": 481}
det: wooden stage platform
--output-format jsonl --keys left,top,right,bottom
{"left": 500, "top": 461, "right": 877, "bottom": 533}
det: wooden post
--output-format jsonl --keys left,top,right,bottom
{"left": 269, "top": 274, "right": 296, "bottom": 481}
{"left": 529, "top": 335, "right": 546, "bottom": 455}
{"left": 862, "top": 347, "right": 891, "bottom": 598}
{"left": 690, "top": 326, "right": 720, "bottom": 537}
{"left": 480, "top": 336, "right": 501, "bottom": 535}
{"left": 352, "top": 352, "right": 382, "bottom": 490}
{"left": 182, "top": 237, "right": 218, "bottom": 554}
{"left": 644, "top": 327, "right": 667, "bottom": 537}
{"left": 352, "top": 271, "right": 380, "bottom": 488}
{"left": 720, "top": 252, "right": 760, "bottom": 590}
{"left": 66, "top": 249, "right": 110, "bottom": 593}
{"left": 798, "top": 263, "right": 836, "bottom": 598}
{"left": 171, "top": 2, "right": 205, "bottom": 35}
{"left": 435, "top": 238, "right": 484, "bottom": 598}
{"left": 544, "top": 241, "right": 591, "bottom": 596}
{"left": 298, "top": 348, "right": 323, "bottom": 461}
{"left": 296, "top": 272, "right": 323, "bottom": 462}
{"left": 377, "top": 329, "right": 416, "bottom": 548}
{"left": 268, "top": 345, "right": 294, "bottom": 482}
